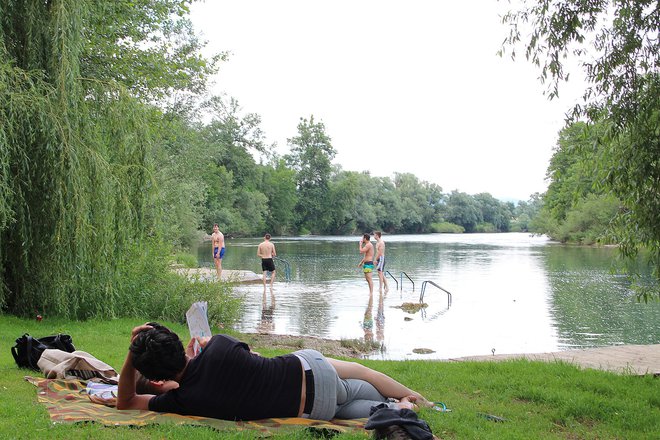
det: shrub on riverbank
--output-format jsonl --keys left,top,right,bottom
{"left": 430, "top": 222, "right": 464, "bottom": 233}
{"left": 1, "top": 317, "right": 658, "bottom": 439}
{"left": 2, "top": 236, "right": 240, "bottom": 324}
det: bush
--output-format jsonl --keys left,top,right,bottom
{"left": 474, "top": 222, "right": 497, "bottom": 233}
{"left": 553, "top": 194, "right": 619, "bottom": 244}
{"left": 111, "top": 239, "right": 241, "bottom": 325}
{"left": 174, "top": 252, "right": 198, "bottom": 268}
{"left": 430, "top": 222, "right": 464, "bottom": 233}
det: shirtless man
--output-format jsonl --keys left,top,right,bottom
{"left": 358, "top": 233, "right": 374, "bottom": 295}
{"left": 257, "top": 233, "right": 277, "bottom": 290}
{"left": 211, "top": 224, "right": 225, "bottom": 280}
{"left": 373, "top": 231, "right": 389, "bottom": 292}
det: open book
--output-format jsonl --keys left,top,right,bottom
{"left": 185, "top": 301, "right": 212, "bottom": 356}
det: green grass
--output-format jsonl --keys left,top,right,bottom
{"left": 2, "top": 315, "right": 659, "bottom": 439}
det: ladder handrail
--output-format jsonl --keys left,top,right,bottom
{"left": 385, "top": 271, "right": 398, "bottom": 290}
{"left": 273, "top": 256, "right": 291, "bottom": 281}
{"left": 420, "top": 280, "right": 452, "bottom": 307}
{"left": 399, "top": 271, "right": 415, "bottom": 291}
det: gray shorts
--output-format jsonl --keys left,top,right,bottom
{"left": 294, "top": 349, "right": 339, "bottom": 420}
{"left": 294, "top": 349, "right": 392, "bottom": 420}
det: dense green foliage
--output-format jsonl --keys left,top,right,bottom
{"left": 2, "top": 316, "right": 659, "bottom": 439}
{"left": 532, "top": 121, "right": 621, "bottom": 245}
{"left": 0, "top": 0, "right": 235, "bottom": 319}
{"left": 501, "top": 0, "right": 659, "bottom": 299}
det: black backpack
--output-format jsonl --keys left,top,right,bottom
{"left": 11, "top": 333, "right": 76, "bottom": 370}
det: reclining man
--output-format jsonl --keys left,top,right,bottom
{"left": 117, "top": 323, "right": 433, "bottom": 421}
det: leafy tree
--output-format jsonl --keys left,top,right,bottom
{"left": 372, "top": 177, "right": 406, "bottom": 233}
{"left": 261, "top": 159, "right": 298, "bottom": 235}
{"left": 513, "top": 193, "right": 544, "bottom": 232}
{"left": 474, "top": 192, "right": 512, "bottom": 232}
{"left": 149, "top": 106, "right": 208, "bottom": 247}
{"left": 393, "top": 173, "right": 439, "bottom": 233}
{"left": 0, "top": 0, "right": 217, "bottom": 317}
{"left": 82, "top": 0, "right": 222, "bottom": 100}
{"left": 555, "top": 194, "right": 620, "bottom": 244}
{"left": 445, "top": 191, "right": 483, "bottom": 233}
{"left": 501, "top": 0, "right": 659, "bottom": 298}
{"left": 543, "top": 122, "right": 607, "bottom": 221}
{"left": 286, "top": 116, "right": 337, "bottom": 233}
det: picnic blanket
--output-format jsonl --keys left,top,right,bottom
{"left": 25, "top": 376, "right": 367, "bottom": 436}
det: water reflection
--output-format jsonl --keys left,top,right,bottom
{"left": 194, "top": 234, "right": 660, "bottom": 360}
{"left": 257, "top": 290, "right": 276, "bottom": 334}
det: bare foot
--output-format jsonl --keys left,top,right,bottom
{"left": 395, "top": 395, "right": 418, "bottom": 410}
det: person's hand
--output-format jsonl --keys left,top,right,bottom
{"left": 130, "top": 323, "right": 153, "bottom": 342}
{"left": 186, "top": 336, "right": 211, "bottom": 357}
{"left": 196, "top": 336, "right": 211, "bottom": 348}
{"left": 89, "top": 394, "right": 117, "bottom": 407}
{"left": 185, "top": 338, "right": 197, "bottom": 358}
{"left": 358, "top": 261, "right": 363, "bottom": 267}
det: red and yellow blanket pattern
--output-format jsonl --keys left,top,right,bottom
{"left": 26, "top": 377, "right": 367, "bottom": 436}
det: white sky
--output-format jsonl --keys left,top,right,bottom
{"left": 189, "top": 0, "right": 586, "bottom": 202}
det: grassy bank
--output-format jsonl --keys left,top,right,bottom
{"left": 1, "top": 316, "right": 658, "bottom": 439}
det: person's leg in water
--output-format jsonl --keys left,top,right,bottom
{"left": 214, "top": 247, "right": 223, "bottom": 280}
{"left": 327, "top": 358, "right": 432, "bottom": 407}
{"left": 363, "top": 266, "right": 374, "bottom": 295}
{"left": 376, "top": 257, "right": 389, "bottom": 292}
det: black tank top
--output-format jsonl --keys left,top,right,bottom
{"left": 150, "top": 334, "right": 302, "bottom": 420}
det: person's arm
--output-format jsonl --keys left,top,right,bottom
{"left": 257, "top": 244, "right": 263, "bottom": 259}
{"left": 271, "top": 244, "right": 276, "bottom": 258}
{"left": 116, "top": 324, "right": 155, "bottom": 411}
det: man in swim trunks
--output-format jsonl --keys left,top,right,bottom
{"left": 257, "top": 233, "right": 277, "bottom": 291}
{"left": 211, "top": 224, "right": 225, "bottom": 280}
{"left": 373, "top": 231, "right": 389, "bottom": 292}
{"left": 358, "top": 233, "right": 374, "bottom": 295}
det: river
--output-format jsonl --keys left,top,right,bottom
{"left": 196, "top": 233, "right": 660, "bottom": 360}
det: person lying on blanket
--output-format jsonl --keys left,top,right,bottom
{"left": 117, "top": 322, "right": 433, "bottom": 421}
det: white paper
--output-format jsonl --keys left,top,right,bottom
{"left": 186, "top": 301, "right": 212, "bottom": 356}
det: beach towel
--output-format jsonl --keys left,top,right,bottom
{"left": 25, "top": 376, "right": 366, "bottom": 436}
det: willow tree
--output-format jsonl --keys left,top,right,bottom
{"left": 0, "top": 0, "right": 217, "bottom": 318}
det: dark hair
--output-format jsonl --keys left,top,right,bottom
{"left": 363, "top": 233, "right": 371, "bottom": 241}
{"left": 374, "top": 231, "right": 382, "bottom": 238}
{"left": 265, "top": 233, "right": 271, "bottom": 240}
{"left": 130, "top": 323, "right": 186, "bottom": 381}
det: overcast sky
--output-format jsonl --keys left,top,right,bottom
{"left": 189, "top": 0, "right": 586, "bottom": 202}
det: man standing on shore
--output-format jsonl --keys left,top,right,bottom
{"left": 358, "top": 233, "right": 374, "bottom": 295}
{"left": 211, "top": 224, "right": 225, "bottom": 280}
{"left": 374, "top": 231, "right": 389, "bottom": 292}
{"left": 257, "top": 233, "right": 277, "bottom": 291}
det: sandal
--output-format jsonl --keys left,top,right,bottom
{"left": 431, "top": 402, "right": 451, "bottom": 412}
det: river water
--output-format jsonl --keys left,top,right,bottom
{"left": 196, "top": 233, "right": 660, "bottom": 360}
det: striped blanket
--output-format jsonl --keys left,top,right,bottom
{"left": 26, "top": 377, "right": 366, "bottom": 436}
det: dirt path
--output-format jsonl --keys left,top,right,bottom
{"left": 450, "top": 344, "right": 660, "bottom": 375}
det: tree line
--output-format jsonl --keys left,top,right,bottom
{"left": 159, "top": 105, "right": 540, "bottom": 241}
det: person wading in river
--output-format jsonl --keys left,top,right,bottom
{"left": 373, "top": 231, "right": 389, "bottom": 293}
{"left": 211, "top": 224, "right": 225, "bottom": 280}
{"left": 358, "top": 233, "right": 374, "bottom": 295}
{"left": 257, "top": 233, "right": 277, "bottom": 292}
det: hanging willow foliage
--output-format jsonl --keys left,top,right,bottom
{"left": 0, "top": 0, "right": 154, "bottom": 318}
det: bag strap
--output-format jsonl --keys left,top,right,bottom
{"left": 26, "top": 336, "right": 38, "bottom": 370}
{"left": 11, "top": 344, "right": 20, "bottom": 365}
{"left": 11, "top": 334, "right": 29, "bottom": 367}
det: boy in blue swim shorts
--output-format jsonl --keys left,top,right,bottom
{"left": 211, "top": 224, "right": 225, "bottom": 280}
